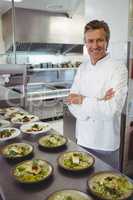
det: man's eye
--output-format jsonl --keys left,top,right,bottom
{"left": 86, "top": 40, "right": 93, "bottom": 44}
{"left": 98, "top": 39, "right": 104, "bottom": 42}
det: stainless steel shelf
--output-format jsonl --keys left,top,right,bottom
{"left": 27, "top": 88, "right": 69, "bottom": 101}
{"left": 28, "top": 67, "right": 77, "bottom": 72}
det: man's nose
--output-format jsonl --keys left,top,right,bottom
{"left": 92, "top": 41, "right": 98, "bottom": 48}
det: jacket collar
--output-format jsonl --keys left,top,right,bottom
{"left": 89, "top": 53, "right": 110, "bottom": 67}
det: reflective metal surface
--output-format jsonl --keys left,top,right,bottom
{"left": 2, "top": 8, "right": 84, "bottom": 52}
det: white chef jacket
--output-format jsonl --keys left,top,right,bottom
{"left": 68, "top": 54, "right": 128, "bottom": 151}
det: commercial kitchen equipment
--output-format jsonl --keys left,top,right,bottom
{"left": 0, "top": 64, "right": 27, "bottom": 108}
{"left": 3, "top": 64, "right": 77, "bottom": 120}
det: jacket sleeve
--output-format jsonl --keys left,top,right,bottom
{"left": 70, "top": 67, "right": 81, "bottom": 94}
{"left": 68, "top": 64, "right": 128, "bottom": 121}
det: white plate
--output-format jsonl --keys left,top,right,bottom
{"left": 0, "top": 119, "right": 11, "bottom": 128}
{"left": 0, "top": 115, "right": 5, "bottom": 119}
{"left": 87, "top": 171, "right": 133, "bottom": 200}
{"left": 4, "top": 111, "right": 28, "bottom": 120}
{"left": 5, "top": 107, "right": 22, "bottom": 114}
{"left": 20, "top": 121, "right": 51, "bottom": 135}
{"left": 0, "top": 108, "right": 6, "bottom": 115}
{"left": 0, "top": 127, "right": 21, "bottom": 142}
{"left": 47, "top": 190, "right": 94, "bottom": 200}
{"left": 11, "top": 114, "right": 39, "bottom": 125}
{"left": 0, "top": 107, "right": 22, "bottom": 115}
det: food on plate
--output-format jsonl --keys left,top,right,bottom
{"left": 20, "top": 122, "right": 51, "bottom": 134}
{"left": 2, "top": 143, "right": 33, "bottom": 159}
{"left": 88, "top": 171, "right": 133, "bottom": 200}
{"left": 5, "top": 107, "right": 22, "bottom": 113}
{"left": 0, "top": 108, "right": 6, "bottom": 114}
{"left": 26, "top": 123, "right": 44, "bottom": 132}
{"left": 0, "top": 127, "right": 20, "bottom": 141}
{"left": 12, "top": 159, "right": 53, "bottom": 183}
{"left": 39, "top": 134, "right": 67, "bottom": 148}
{"left": 0, "top": 128, "right": 15, "bottom": 138}
{"left": 58, "top": 151, "right": 95, "bottom": 171}
{"left": 0, "top": 107, "right": 23, "bottom": 115}
{"left": 5, "top": 111, "right": 27, "bottom": 120}
{"left": 11, "top": 114, "right": 39, "bottom": 124}
{"left": 47, "top": 189, "right": 93, "bottom": 200}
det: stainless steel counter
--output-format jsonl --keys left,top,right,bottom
{"left": 0, "top": 129, "right": 116, "bottom": 200}
{"left": 63, "top": 104, "right": 76, "bottom": 143}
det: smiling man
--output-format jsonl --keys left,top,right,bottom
{"left": 67, "top": 20, "right": 128, "bottom": 169}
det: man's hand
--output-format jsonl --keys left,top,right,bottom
{"left": 66, "top": 93, "right": 85, "bottom": 104}
{"left": 99, "top": 88, "right": 115, "bottom": 101}
{"left": 66, "top": 88, "right": 115, "bottom": 104}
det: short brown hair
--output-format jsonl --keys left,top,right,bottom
{"left": 84, "top": 20, "right": 110, "bottom": 45}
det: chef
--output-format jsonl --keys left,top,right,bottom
{"left": 67, "top": 20, "right": 128, "bottom": 169}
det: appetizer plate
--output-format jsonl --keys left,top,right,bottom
{"left": 5, "top": 107, "right": 23, "bottom": 114}
{"left": 0, "top": 119, "right": 11, "bottom": 128}
{"left": 5, "top": 111, "right": 28, "bottom": 120}
{"left": 47, "top": 189, "right": 94, "bottom": 200}
{"left": 0, "top": 115, "right": 5, "bottom": 119}
{"left": 12, "top": 159, "right": 53, "bottom": 184}
{"left": 0, "top": 127, "right": 20, "bottom": 142}
{"left": 0, "top": 107, "right": 22, "bottom": 115}
{"left": 2, "top": 142, "right": 33, "bottom": 160}
{"left": 20, "top": 122, "right": 51, "bottom": 135}
{"left": 87, "top": 171, "right": 133, "bottom": 200}
{"left": 58, "top": 151, "right": 95, "bottom": 172}
{"left": 38, "top": 134, "right": 67, "bottom": 149}
{"left": 11, "top": 114, "right": 39, "bottom": 125}
{"left": 0, "top": 108, "right": 6, "bottom": 115}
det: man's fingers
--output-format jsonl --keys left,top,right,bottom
{"left": 107, "top": 88, "right": 113, "bottom": 93}
{"left": 106, "top": 89, "right": 115, "bottom": 96}
{"left": 105, "top": 93, "right": 115, "bottom": 100}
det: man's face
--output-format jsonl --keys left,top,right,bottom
{"left": 85, "top": 28, "right": 108, "bottom": 64}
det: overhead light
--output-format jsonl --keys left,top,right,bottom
{"left": 3, "top": 0, "right": 23, "bottom": 2}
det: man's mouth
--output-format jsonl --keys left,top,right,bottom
{"left": 91, "top": 50, "right": 101, "bottom": 54}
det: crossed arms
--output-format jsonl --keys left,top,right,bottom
{"left": 66, "top": 88, "right": 115, "bottom": 105}
{"left": 66, "top": 65, "right": 127, "bottom": 121}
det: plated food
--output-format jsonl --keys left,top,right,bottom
{"left": 5, "top": 107, "right": 21, "bottom": 113}
{"left": 38, "top": 134, "right": 67, "bottom": 149}
{"left": 0, "top": 119, "right": 11, "bottom": 128}
{"left": 20, "top": 122, "right": 51, "bottom": 135}
{"left": 12, "top": 159, "right": 53, "bottom": 184}
{"left": 58, "top": 151, "right": 95, "bottom": 172}
{"left": 11, "top": 114, "right": 39, "bottom": 125}
{"left": 0, "top": 108, "right": 6, "bottom": 115}
{"left": 2, "top": 143, "right": 33, "bottom": 160}
{"left": 5, "top": 111, "right": 28, "bottom": 120}
{"left": 0, "top": 107, "right": 22, "bottom": 115}
{"left": 0, "top": 127, "right": 20, "bottom": 142}
{"left": 87, "top": 171, "right": 133, "bottom": 200}
{"left": 47, "top": 189, "right": 94, "bottom": 200}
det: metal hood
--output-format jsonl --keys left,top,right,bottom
{"left": 2, "top": 7, "right": 85, "bottom": 54}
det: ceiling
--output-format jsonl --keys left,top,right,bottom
{"left": 0, "top": 0, "right": 84, "bottom": 17}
